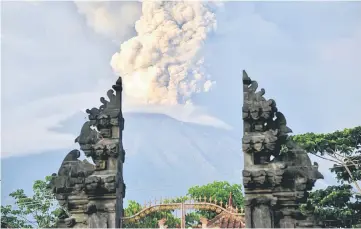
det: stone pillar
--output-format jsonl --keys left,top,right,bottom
{"left": 241, "top": 70, "right": 323, "bottom": 228}
{"left": 50, "top": 77, "right": 126, "bottom": 228}
{"left": 244, "top": 197, "right": 276, "bottom": 228}
{"left": 244, "top": 199, "right": 252, "bottom": 228}
{"left": 114, "top": 77, "right": 126, "bottom": 228}
{"left": 279, "top": 209, "right": 295, "bottom": 228}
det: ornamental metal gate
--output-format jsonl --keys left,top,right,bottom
{"left": 121, "top": 196, "right": 245, "bottom": 228}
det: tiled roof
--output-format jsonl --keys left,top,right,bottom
{"left": 205, "top": 192, "right": 245, "bottom": 228}
{"left": 207, "top": 212, "right": 245, "bottom": 228}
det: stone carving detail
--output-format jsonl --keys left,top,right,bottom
{"left": 50, "top": 77, "right": 125, "bottom": 228}
{"left": 241, "top": 70, "right": 323, "bottom": 228}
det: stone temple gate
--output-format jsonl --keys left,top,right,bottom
{"left": 50, "top": 71, "right": 324, "bottom": 228}
{"left": 241, "top": 71, "right": 323, "bottom": 227}
{"left": 50, "top": 78, "right": 125, "bottom": 228}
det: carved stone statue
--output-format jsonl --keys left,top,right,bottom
{"left": 241, "top": 70, "right": 324, "bottom": 228}
{"left": 50, "top": 77, "right": 126, "bottom": 228}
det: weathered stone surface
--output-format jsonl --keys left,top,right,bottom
{"left": 88, "top": 213, "right": 108, "bottom": 228}
{"left": 241, "top": 70, "right": 323, "bottom": 228}
{"left": 50, "top": 77, "right": 125, "bottom": 228}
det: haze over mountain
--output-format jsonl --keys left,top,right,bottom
{"left": 123, "top": 112, "right": 242, "bottom": 202}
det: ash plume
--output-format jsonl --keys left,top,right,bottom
{"left": 75, "top": 1, "right": 142, "bottom": 43}
{"left": 110, "top": 1, "right": 218, "bottom": 105}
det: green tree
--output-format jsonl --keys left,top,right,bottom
{"left": 186, "top": 181, "right": 245, "bottom": 224}
{"left": 123, "top": 200, "right": 180, "bottom": 228}
{"left": 291, "top": 126, "right": 361, "bottom": 227}
{"left": 291, "top": 126, "right": 361, "bottom": 193}
{"left": 1, "top": 176, "right": 63, "bottom": 228}
{"left": 300, "top": 184, "right": 361, "bottom": 228}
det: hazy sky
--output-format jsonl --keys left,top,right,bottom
{"left": 1, "top": 1, "right": 361, "bottom": 204}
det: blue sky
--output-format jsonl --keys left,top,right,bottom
{"left": 1, "top": 1, "right": 361, "bottom": 205}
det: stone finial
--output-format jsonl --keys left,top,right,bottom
{"left": 227, "top": 192, "right": 234, "bottom": 208}
{"left": 112, "top": 77, "right": 122, "bottom": 91}
{"left": 242, "top": 70, "right": 251, "bottom": 84}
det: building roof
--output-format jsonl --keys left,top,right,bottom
{"left": 207, "top": 212, "right": 245, "bottom": 228}
{"left": 201, "top": 192, "right": 245, "bottom": 228}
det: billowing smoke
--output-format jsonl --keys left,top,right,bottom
{"left": 110, "top": 1, "right": 218, "bottom": 105}
{"left": 75, "top": 1, "right": 142, "bottom": 43}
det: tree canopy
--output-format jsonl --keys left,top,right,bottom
{"left": 300, "top": 184, "right": 361, "bottom": 228}
{"left": 290, "top": 126, "right": 361, "bottom": 193}
{"left": 292, "top": 126, "right": 361, "bottom": 228}
{"left": 123, "top": 200, "right": 180, "bottom": 228}
{"left": 187, "top": 181, "right": 244, "bottom": 221}
{"left": 1, "top": 176, "right": 64, "bottom": 228}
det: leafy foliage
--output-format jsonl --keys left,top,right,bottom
{"left": 1, "top": 205, "right": 33, "bottom": 228}
{"left": 184, "top": 211, "right": 201, "bottom": 228}
{"left": 290, "top": 126, "right": 361, "bottom": 183}
{"left": 186, "top": 181, "right": 244, "bottom": 223}
{"left": 123, "top": 200, "right": 180, "bottom": 228}
{"left": 1, "top": 176, "right": 63, "bottom": 228}
{"left": 292, "top": 126, "right": 361, "bottom": 227}
{"left": 291, "top": 127, "right": 361, "bottom": 155}
{"left": 300, "top": 185, "right": 361, "bottom": 228}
